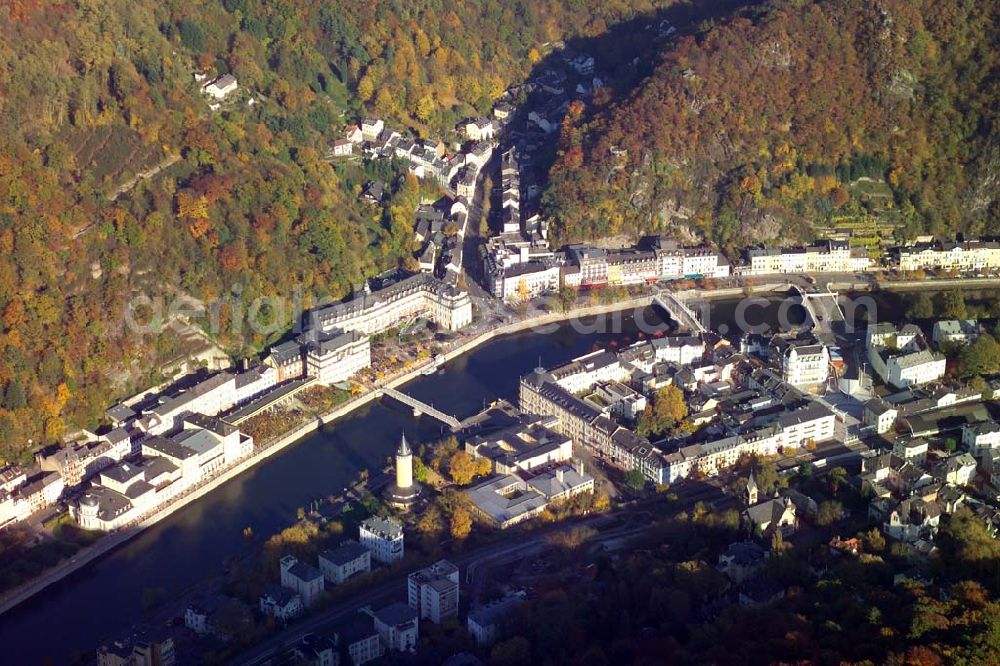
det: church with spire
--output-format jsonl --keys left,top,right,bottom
{"left": 384, "top": 432, "right": 423, "bottom": 509}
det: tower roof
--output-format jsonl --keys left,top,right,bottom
{"left": 397, "top": 433, "right": 411, "bottom": 457}
{"left": 747, "top": 471, "right": 758, "bottom": 492}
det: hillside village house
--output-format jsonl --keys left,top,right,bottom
{"left": 202, "top": 74, "right": 237, "bottom": 100}
{"left": 332, "top": 138, "right": 353, "bottom": 157}
{"left": 460, "top": 117, "right": 495, "bottom": 141}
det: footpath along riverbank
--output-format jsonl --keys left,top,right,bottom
{"left": 0, "top": 292, "right": 673, "bottom": 618}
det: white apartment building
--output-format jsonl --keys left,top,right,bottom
{"left": 142, "top": 371, "right": 237, "bottom": 436}
{"left": 867, "top": 324, "right": 946, "bottom": 389}
{"left": 407, "top": 560, "right": 460, "bottom": 624}
{"left": 359, "top": 516, "right": 404, "bottom": 564}
{"left": 318, "top": 540, "right": 371, "bottom": 584}
{"left": 233, "top": 365, "right": 278, "bottom": 405}
{"left": 661, "top": 403, "right": 835, "bottom": 483}
{"left": 337, "top": 618, "right": 384, "bottom": 666}
{"left": 280, "top": 555, "right": 325, "bottom": 608}
{"left": 963, "top": 421, "right": 1000, "bottom": 457}
{"left": 304, "top": 330, "right": 371, "bottom": 385}
{"left": 933, "top": 319, "right": 980, "bottom": 346}
{"left": 361, "top": 118, "right": 384, "bottom": 143}
{"left": 893, "top": 239, "right": 1000, "bottom": 272}
{"left": 781, "top": 343, "right": 829, "bottom": 388}
{"left": 885, "top": 350, "right": 947, "bottom": 389}
{"left": 311, "top": 273, "right": 472, "bottom": 336}
{"left": 744, "top": 240, "right": 870, "bottom": 275}
{"left": 681, "top": 247, "right": 731, "bottom": 278}
{"left": 893, "top": 438, "right": 929, "bottom": 466}
{"left": 863, "top": 398, "right": 899, "bottom": 435}
{"left": 373, "top": 602, "right": 419, "bottom": 652}
{"left": 498, "top": 262, "right": 561, "bottom": 301}
{"left": 0, "top": 469, "right": 64, "bottom": 527}
{"left": 461, "top": 117, "right": 495, "bottom": 141}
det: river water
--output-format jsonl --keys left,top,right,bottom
{"left": 2, "top": 306, "right": 679, "bottom": 665}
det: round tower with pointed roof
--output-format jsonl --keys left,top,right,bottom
{"left": 384, "top": 432, "right": 422, "bottom": 509}
{"left": 396, "top": 433, "right": 413, "bottom": 490}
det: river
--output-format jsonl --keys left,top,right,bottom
{"left": 1, "top": 306, "right": 677, "bottom": 665}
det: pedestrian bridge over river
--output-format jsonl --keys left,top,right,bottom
{"left": 376, "top": 387, "right": 462, "bottom": 429}
{"left": 652, "top": 292, "right": 707, "bottom": 334}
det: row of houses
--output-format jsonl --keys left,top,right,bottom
{"left": 738, "top": 239, "right": 872, "bottom": 275}
{"left": 72, "top": 415, "right": 253, "bottom": 531}
{"left": 486, "top": 235, "right": 732, "bottom": 302}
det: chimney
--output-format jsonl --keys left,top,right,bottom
{"left": 555, "top": 468, "right": 565, "bottom": 483}
{"left": 576, "top": 459, "right": 585, "bottom": 476}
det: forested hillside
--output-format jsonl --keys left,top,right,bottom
{"left": 0, "top": 0, "right": 673, "bottom": 459}
{"left": 545, "top": 0, "right": 1000, "bottom": 251}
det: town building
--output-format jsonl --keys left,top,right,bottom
{"left": 294, "top": 633, "right": 338, "bottom": 666}
{"left": 717, "top": 541, "right": 768, "bottom": 584}
{"left": 963, "top": 421, "right": 1000, "bottom": 457}
{"left": 525, "top": 462, "right": 595, "bottom": 501}
{"left": 97, "top": 630, "right": 176, "bottom": 666}
{"left": 280, "top": 555, "right": 325, "bottom": 608}
{"left": 408, "top": 559, "right": 460, "bottom": 624}
{"left": 76, "top": 420, "right": 253, "bottom": 531}
{"left": 742, "top": 239, "right": 870, "bottom": 275}
{"left": 318, "top": 540, "right": 371, "bottom": 585}
{"left": 372, "top": 602, "right": 419, "bottom": 652}
{"left": 465, "top": 475, "right": 548, "bottom": 529}
{"left": 891, "top": 238, "right": 1000, "bottom": 272}
{"left": 464, "top": 414, "right": 573, "bottom": 475}
{"left": 359, "top": 516, "right": 404, "bottom": 564}
{"left": 867, "top": 324, "right": 946, "bottom": 389}
{"left": 336, "top": 617, "right": 384, "bottom": 665}
{"left": 332, "top": 139, "right": 353, "bottom": 157}
{"left": 933, "top": 319, "right": 980, "bottom": 346}
{"left": 864, "top": 398, "right": 899, "bottom": 435}
{"left": 302, "top": 329, "right": 371, "bottom": 385}
{"left": 309, "top": 273, "right": 473, "bottom": 336}
{"left": 467, "top": 592, "right": 525, "bottom": 645}
{"left": 259, "top": 585, "right": 303, "bottom": 621}
{"left": 777, "top": 340, "right": 829, "bottom": 389}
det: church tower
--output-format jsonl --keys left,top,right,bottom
{"left": 396, "top": 433, "right": 413, "bottom": 490}
{"left": 745, "top": 471, "right": 759, "bottom": 506}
